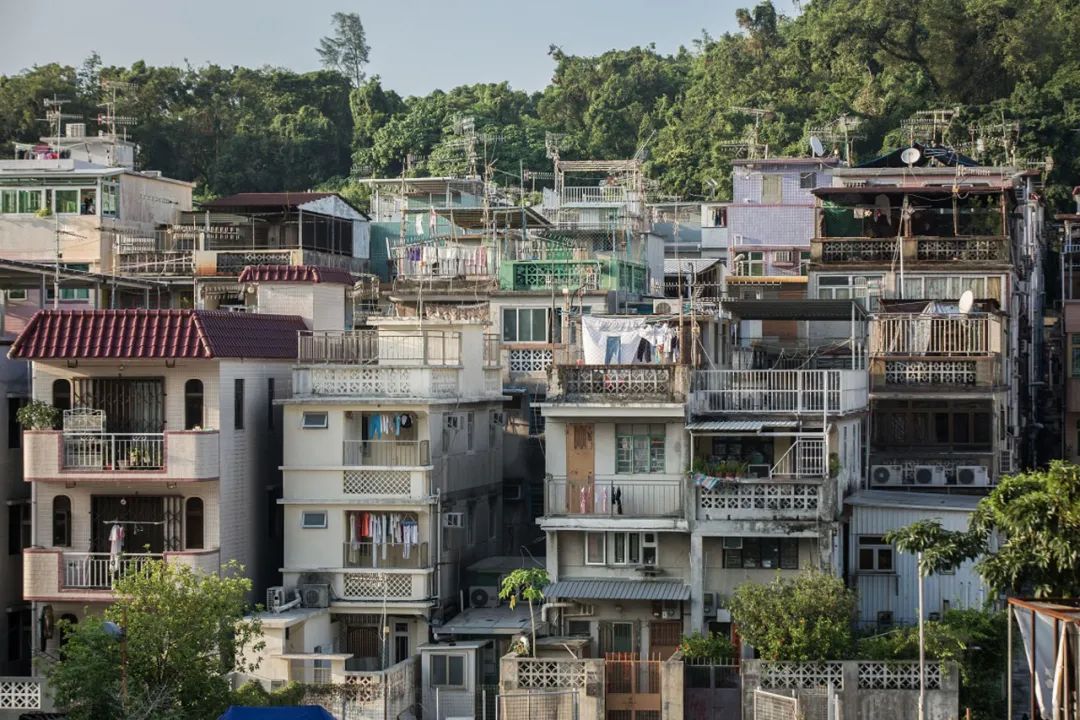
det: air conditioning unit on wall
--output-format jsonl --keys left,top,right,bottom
{"left": 956, "top": 465, "right": 990, "bottom": 486}
{"left": 913, "top": 465, "right": 947, "bottom": 486}
{"left": 870, "top": 465, "right": 903, "bottom": 486}
{"left": 300, "top": 584, "right": 329, "bottom": 609}
{"left": 469, "top": 586, "right": 499, "bottom": 609}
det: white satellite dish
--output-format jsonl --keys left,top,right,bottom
{"left": 900, "top": 147, "right": 922, "bottom": 166}
{"left": 809, "top": 136, "right": 825, "bottom": 157}
{"left": 958, "top": 290, "right": 974, "bottom": 314}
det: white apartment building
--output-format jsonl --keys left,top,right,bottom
{"left": 10, "top": 307, "right": 305, "bottom": 657}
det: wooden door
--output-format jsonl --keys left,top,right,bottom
{"left": 565, "top": 423, "right": 595, "bottom": 514}
{"left": 649, "top": 620, "right": 682, "bottom": 660}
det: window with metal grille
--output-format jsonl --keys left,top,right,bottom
{"left": 615, "top": 424, "right": 665, "bottom": 473}
{"left": 233, "top": 379, "right": 245, "bottom": 430}
{"left": 722, "top": 538, "right": 799, "bottom": 570}
{"left": 430, "top": 654, "right": 465, "bottom": 687}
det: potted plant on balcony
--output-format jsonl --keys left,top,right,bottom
{"left": 16, "top": 400, "right": 59, "bottom": 431}
{"left": 829, "top": 453, "right": 842, "bottom": 479}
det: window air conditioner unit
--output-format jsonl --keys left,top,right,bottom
{"left": 443, "top": 512, "right": 464, "bottom": 528}
{"left": 653, "top": 300, "right": 673, "bottom": 314}
{"left": 469, "top": 586, "right": 499, "bottom": 609}
{"left": 445, "top": 416, "right": 460, "bottom": 429}
{"left": 956, "top": 465, "right": 990, "bottom": 487}
{"left": 914, "top": 465, "right": 947, "bottom": 486}
{"left": 654, "top": 600, "right": 681, "bottom": 620}
{"left": 300, "top": 584, "right": 330, "bottom": 609}
{"left": 703, "top": 592, "right": 717, "bottom": 619}
{"left": 266, "top": 586, "right": 287, "bottom": 612}
{"left": 870, "top": 465, "right": 904, "bottom": 486}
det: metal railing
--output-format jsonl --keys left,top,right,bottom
{"left": 693, "top": 369, "right": 867, "bottom": 415}
{"left": 555, "top": 365, "right": 679, "bottom": 400}
{"left": 546, "top": 477, "right": 683, "bottom": 517}
{"left": 298, "top": 330, "right": 461, "bottom": 365}
{"left": 114, "top": 250, "right": 194, "bottom": 276}
{"left": 342, "top": 541, "right": 429, "bottom": 569}
{"left": 62, "top": 552, "right": 161, "bottom": 589}
{"left": 343, "top": 439, "right": 430, "bottom": 466}
{"left": 557, "top": 186, "right": 631, "bottom": 205}
{"left": 62, "top": 433, "right": 164, "bottom": 470}
{"left": 483, "top": 334, "right": 501, "bottom": 367}
{"left": 870, "top": 314, "right": 992, "bottom": 355}
{"left": 770, "top": 437, "right": 827, "bottom": 477}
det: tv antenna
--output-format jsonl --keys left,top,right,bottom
{"left": 963, "top": 118, "right": 1021, "bottom": 166}
{"left": 444, "top": 115, "right": 502, "bottom": 178}
{"left": 807, "top": 115, "right": 864, "bottom": 164}
{"left": 39, "top": 97, "right": 82, "bottom": 153}
{"left": 719, "top": 106, "right": 771, "bottom": 159}
{"left": 900, "top": 108, "right": 960, "bottom": 146}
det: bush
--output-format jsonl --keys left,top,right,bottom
{"left": 729, "top": 572, "right": 856, "bottom": 661}
{"left": 16, "top": 400, "right": 59, "bottom": 430}
{"left": 679, "top": 631, "right": 735, "bottom": 662}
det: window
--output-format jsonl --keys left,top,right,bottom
{"left": 611, "top": 622, "right": 634, "bottom": 653}
{"left": 568, "top": 620, "right": 591, "bottom": 636}
{"left": 1072, "top": 335, "right": 1080, "bottom": 378}
{"left": 54, "top": 189, "right": 79, "bottom": 214}
{"left": 185, "top": 498, "right": 204, "bottom": 549}
{"left": 184, "top": 379, "right": 203, "bottom": 430}
{"left": 710, "top": 207, "right": 727, "bottom": 228}
{"left": 762, "top": 175, "right": 783, "bottom": 204}
{"left": 301, "top": 511, "right": 328, "bottom": 529}
{"left": 302, "top": 411, "right": 328, "bottom": 429}
{"left": 857, "top": 535, "right": 894, "bottom": 572}
{"left": 52, "top": 495, "right": 71, "bottom": 547}
{"left": 101, "top": 181, "right": 119, "bottom": 218}
{"left": 799, "top": 172, "right": 816, "bottom": 189}
{"left": 0, "top": 190, "right": 15, "bottom": 214}
{"left": 8, "top": 503, "right": 30, "bottom": 555}
{"left": 817, "top": 274, "right": 880, "bottom": 310}
{"left": 615, "top": 424, "right": 666, "bottom": 473}
{"left": 6, "top": 289, "right": 26, "bottom": 301}
{"left": 8, "top": 397, "right": 24, "bottom": 449}
{"left": 800, "top": 251, "right": 811, "bottom": 276}
{"left": 612, "top": 532, "right": 641, "bottom": 565}
{"left": 233, "top": 379, "right": 244, "bottom": 430}
{"left": 746, "top": 251, "right": 764, "bottom": 276}
{"left": 46, "top": 264, "right": 91, "bottom": 301}
{"left": 18, "top": 190, "right": 43, "bottom": 214}
{"left": 487, "top": 497, "right": 497, "bottom": 540}
{"left": 723, "top": 538, "right": 800, "bottom": 569}
{"left": 641, "top": 532, "right": 658, "bottom": 566}
{"left": 585, "top": 532, "right": 607, "bottom": 565}
{"left": 430, "top": 654, "right": 465, "bottom": 687}
{"left": 267, "top": 378, "right": 275, "bottom": 429}
{"left": 7, "top": 608, "right": 30, "bottom": 663}
{"left": 901, "top": 275, "right": 997, "bottom": 302}
{"left": 502, "top": 308, "right": 548, "bottom": 343}
{"left": 467, "top": 412, "right": 475, "bottom": 451}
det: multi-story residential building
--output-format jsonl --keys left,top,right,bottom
{"left": 247, "top": 312, "right": 506, "bottom": 688}
{"left": 10, "top": 306, "right": 305, "bottom": 657}
{"left": 807, "top": 150, "right": 1046, "bottom": 625}
{"left": 1057, "top": 209, "right": 1080, "bottom": 462}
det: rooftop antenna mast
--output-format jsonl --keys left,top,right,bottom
{"left": 39, "top": 98, "right": 84, "bottom": 308}
{"left": 721, "top": 106, "right": 771, "bottom": 159}
{"left": 808, "top": 115, "right": 865, "bottom": 164}
{"left": 900, "top": 108, "right": 960, "bottom": 147}
{"left": 98, "top": 80, "right": 136, "bottom": 167}
{"left": 40, "top": 96, "right": 81, "bottom": 153}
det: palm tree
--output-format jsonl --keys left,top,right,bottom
{"left": 498, "top": 568, "right": 549, "bottom": 657}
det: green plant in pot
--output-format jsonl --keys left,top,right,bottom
{"left": 828, "top": 452, "right": 841, "bottom": 479}
{"left": 16, "top": 401, "right": 59, "bottom": 431}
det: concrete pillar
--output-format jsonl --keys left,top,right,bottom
{"left": 690, "top": 533, "right": 704, "bottom": 632}
{"left": 546, "top": 531, "right": 559, "bottom": 581}
{"left": 661, "top": 654, "right": 685, "bottom": 720}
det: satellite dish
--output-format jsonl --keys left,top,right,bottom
{"left": 958, "top": 290, "right": 974, "bottom": 314}
{"left": 809, "top": 136, "right": 825, "bottom": 157}
{"left": 900, "top": 147, "right": 922, "bottom": 166}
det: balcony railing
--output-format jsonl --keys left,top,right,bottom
{"left": 297, "top": 365, "right": 461, "bottom": 398}
{"left": 553, "top": 365, "right": 683, "bottom": 402}
{"left": 62, "top": 552, "right": 161, "bottom": 589}
{"left": 546, "top": 477, "right": 684, "bottom": 518}
{"left": 390, "top": 245, "right": 497, "bottom": 279}
{"left": 336, "top": 570, "right": 431, "bottom": 601}
{"left": 298, "top": 330, "right": 461, "bottom": 366}
{"left": 697, "top": 481, "right": 821, "bottom": 521}
{"left": 556, "top": 186, "right": 631, "bottom": 205}
{"left": 870, "top": 314, "right": 994, "bottom": 356}
{"left": 813, "top": 236, "right": 1009, "bottom": 264}
{"left": 692, "top": 369, "right": 867, "bottom": 415}
{"left": 114, "top": 250, "right": 194, "bottom": 276}
{"left": 343, "top": 439, "right": 430, "bottom": 467}
{"left": 62, "top": 433, "right": 164, "bottom": 470}
{"left": 342, "top": 542, "right": 429, "bottom": 569}
{"left": 769, "top": 437, "right": 827, "bottom": 477}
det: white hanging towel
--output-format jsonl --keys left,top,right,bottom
{"left": 109, "top": 524, "right": 125, "bottom": 561}
{"left": 581, "top": 316, "right": 647, "bottom": 364}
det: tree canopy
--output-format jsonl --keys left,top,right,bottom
{"left": 2, "top": 0, "right": 1078, "bottom": 207}
{"left": 45, "top": 559, "right": 262, "bottom": 720}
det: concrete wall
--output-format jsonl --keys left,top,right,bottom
{"left": 256, "top": 282, "right": 348, "bottom": 332}
{"left": 544, "top": 417, "right": 688, "bottom": 478}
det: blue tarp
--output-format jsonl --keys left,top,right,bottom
{"left": 218, "top": 707, "right": 335, "bottom": 720}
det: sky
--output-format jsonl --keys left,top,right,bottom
{"left": 0, "top": 0, "right": 775, "bottom": 96}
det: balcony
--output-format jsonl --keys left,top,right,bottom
{"left": 810, "top": 236, "right": 1009, "bottom": 265}
{"left": 298, "top": 330, "right": 461, "bottom": 366}
{"left": 114, "top": 250, "right": 194, "bottom": 276}
{"left": 26, "top": 548, "right": 222, "bottom": 600}
{"left": 332, "top": 569, "right": 433, "bottom": 603}
{"left": 871, "top": 356, "right": 1002, "bottom": 392}
{"left": 692, "top": 370, "right": 868, "bottom": 415}
{"left": 696, "top": 480, "right": 822, "bottom": 522}
{"left": 870, "top": 314, "right": 1000, "bottom": 356}
{"left": 193, "top": 248, "right": 367, "bottom": 276}
{"left": 549, "top": 365, "right": 686, "bottom": 403}
{"left": 343, "top": 439, "right": 431, "bottom": 466}
{"left": 296, "top": 365, "right": 462, "bottom": 398}
{"left": 498, "top": 258, "right": 648, "bottom": 293}
{"left": 545, "top": 477, "right": 684, "bottom": 519}
{"left": 341, "top": 542, "right": 429, "bottom": 569}
{"left": 279, "top": 655, "right": 418, "bottom": 718}
{"left": 24, "top": 430, "right": 220, "bottom": 481}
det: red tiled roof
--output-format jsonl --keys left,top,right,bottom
{"left": 9, "top": 309, "right": 307, "bottom": 360}
{"left": 237, "top": 265, "right": 354, "bottom": 285}
{"left": 201, "top": 192, "right": 335, "bottom": 210}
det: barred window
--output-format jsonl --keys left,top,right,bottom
{"left": 615, "top": 424, "right": 665, "bottom": 473}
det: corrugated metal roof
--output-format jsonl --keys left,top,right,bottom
{"left": 202, "top": 192, "right": 335, "bottom": 209}
{"left": 664, "top": 258, "right": 719, "bottom": 275}
{"left": 237, "top": 265, "right": 354, "bottom": 285}
{"left": 845, "top": 490, "right": 982, "bottom": 512}
{"left": 545, "top": 579, "right": 690, "bottom": 601}
{"left": 686, "top": 420, "right": 800, "bottom": 431}
{"left": 721, "top": 298, "right": 865, "bottom": 320}
{"left": 9, "top": 309, "right": 307, "bottom": 360}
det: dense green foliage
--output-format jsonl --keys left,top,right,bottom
{"left": 45, "top": 560, "right": 262, "bottom": 720}
{"left": 3, "top": 0, "right": 1079, "bottom": 206}
{"left": 678, "top": 630, "right": 736, "bottom": 662}
{"left": 729, "top": 572, "right": 857, "bottom": 661}
{"left": 858, "top": 610, "right": 1006, "bottom": 719}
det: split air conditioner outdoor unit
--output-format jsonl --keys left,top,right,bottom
{"left": 956, "top": 465, "right": 990, "bottom": 487}
{"left": 266, "top": 586, "right": 288, "bottom": 612}
{"left": 566, "top": 603, "right": 595, "bottom": 617}
{"left": 870, "top": 465, "right": 904, "bottom": 486}
{"left": 300, "top": 584, "right": 330, "bottom": 609}
{"left": 469, "top": 586, "right": 499, "bottom": 609}
{"left": 914, "top": 465, "right": 947, "bottom": 486}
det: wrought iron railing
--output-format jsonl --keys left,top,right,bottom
{"left": 342, "top": 439, "right": 430, "bottom": 466}
{"left": 62, "top": 433, "right": 164, "bottom": 470}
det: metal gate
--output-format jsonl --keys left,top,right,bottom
{"left": 685, "top": 661, "right": 741, "bottom": 720}
{"left": 497, "top": 688, "right": 579, "bottom": 720}
{"left": 605, "top": 653, "right": 661, "bottom": 720}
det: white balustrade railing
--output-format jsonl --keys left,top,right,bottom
{"left": 693, "top": 369, "right": 867, "bottom": 415}
{"left": 0, "top": 677, "right": 43, "bottom": 710}
{"left": 558, "top": 186, "right": 630, "bottom": 205}
{"left": 342, "top": 542, "right": 429, "bottom": 569}
{"left": 62, "top": 433, "right": 164, "bottom": 470}
{"left": 62, "top": 552, "right": 161, "bottom": 589}
{"left": 298, "top": 330, "right": 461, "bottom": 366}
{"left": 546, "top": 477, "right": 683, "bottom": 517}
{"left": 343, "top": 439, "right": 430, "bottom": 466}
{"left": 871, "top": 314, "right": 993, "bottom": 355}
{"left": 697, "top": 481, "right": 821, "bottom": 519}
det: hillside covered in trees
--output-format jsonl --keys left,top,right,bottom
{"left": 2, "top": 0, "right": 1078, "bottom": 207}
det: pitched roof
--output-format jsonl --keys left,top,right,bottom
{"left": 237, "top": 265, "right": 354, "bottom": 285}
{"left": 9, "top": 309, "right": 306, "bottom": 360}
{"left": 545, "top": 579, "right": 690, "bottom": 601}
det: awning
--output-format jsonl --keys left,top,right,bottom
{"left": 545, "top": 580, "right": 690, "bottom": 601}
{"left": 439, "top": 606, "right": 547, "bottom": 636}
{"left": 720, "top": 298, "right": 865, "bottom": 321}
{"left": 686, "top": 420, "right": 800, "bottom": 432}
